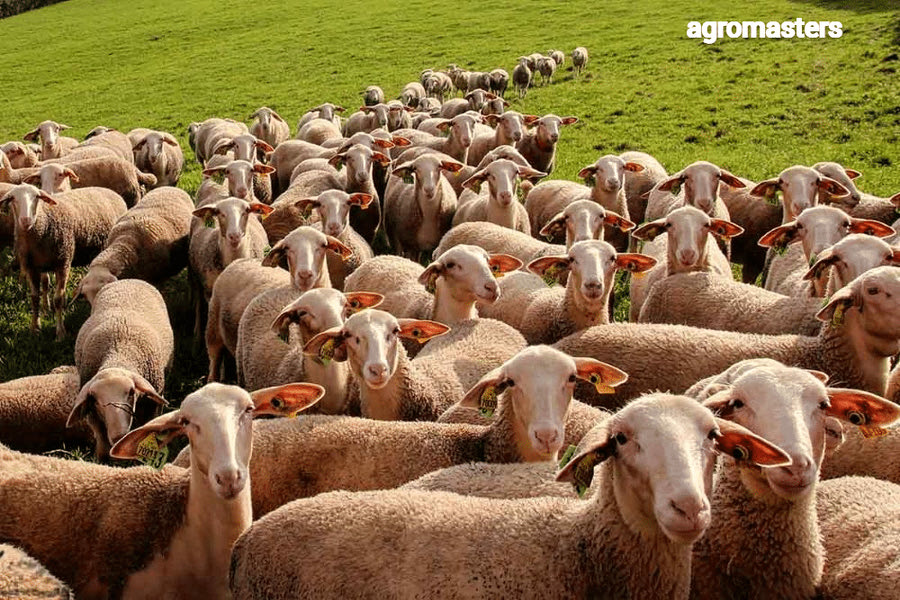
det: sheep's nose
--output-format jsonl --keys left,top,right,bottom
{"left": 549, "top": 133, "right": 559, "bottom": 143}
{"left": 215, "top": 468, "right": 245, "bottom": 498}
{"left": 423, "top": 185, "right": 436, "bottom": 198}
{"left": 513, "top": 131, "right": 522, "bottom": 141}
{"left": 533, "top": 428, "right": 559, "bottom": 452}
{"left": 355, "top": 172, "right": 367, "bottom": 184}
{"left": 226, "top": 232, "right": 242, "bottom": 246}
{"left": 461, "top": 136, "right": 471, "bottom": 146}
{"left": 679, "top": 249, "right": 697, "bottom": 265}
{"left": 367, "top": 363, "right": 388, "bottom": 382}
{"left": 326, "top": 224, "right": 342, "bottom": 236}
{"left": 482, "top": 280, "right": 499, "bottom": 301}
{"left": 606, "top": 178, "right": 620, "bottom": 189}
{"left": 670, "top": 495, "right": 709, "bottom": 525}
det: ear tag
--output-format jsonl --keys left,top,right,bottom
{"left": 808, "top": 254, "right": 818, "bottom": 267}
{"left": 334, "top": 161, "right": 343, "bottom": 172}
{"left": 402, "top": 174, "right": 414, "bottom": 185}
{"left": 516, "top": 184, "right": 526, "bottom": 203}
{"left": 628, "top": 262, "right": 647, "bottom": 279}
{"left": 572, "top": 451, "right": 598, "bottom": 497}
{"left": 670, "top": 182, "right": 681, "bottom": 197}
{"left": 541, "top": 263, "right": 566, "bottom": 287}
{"left": 588, "top": 372, "right": 616, "bottom": 394}
{"left": 773, "top": 243, "right": 789, "bottom": 256}
{"left": 584, "top": 174, "right": 596, "bottom": 188}
{"left": 558, "top": 444, "right": 577, "bottom": 469}
{"left": 490, "top": 263, "right": 505, "bottom": 278}
{"left": 471, "top": 181, "right": 482, "bottom": 194}
{"left": 831, "top": 303, "right": 846, "bottom": 327}
{"left": 318, "top": 338, "right": 336, "bottom": 366}
{"left": 135, "top": 434, "right": 168, "bottom": 470}
{"left": 860, "top": 426, "right": 889, "bottom": 439}
{"left": 766, "top": 190, "right": 781, "bottom": 206}
{"left": 204, "top": 216, "right": 215, "bottom": 228}
{"left": 263, "top": 245, "right": 272, "bottom": 257}
{"left": 478, "top": 385, "right": 498, "bottom": 418}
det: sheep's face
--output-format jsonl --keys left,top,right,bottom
{"left": 223, "top": 160, "right": 256, "bottom": 200}
{"left": 78, "top": 267, "right": 118, "bottom": 306}
{"left": 679, "top": 162, "right": 724, "bottom": 214}
{"left": 342, "top": 145, "right": 376, "bottom": 187}
{"left": 1, "top": 184, "right": 54, "bottom": 231}
{"left": 427, "top": 245, "right": 512, "bottom": 305}
{"left": 498, "top": 113, "right": 524, "bottom": 143}
{"left": 483, "top": 160, "right": 519, "bottom": 207}
{"left": 532, "top": 115, "right": 577, "bottom": 146}
{"left": 781, "top": 166, "right": 840, "bottom": 219}
{"left": 590, "top": 156, "right": 629, "bottom": 194}
{"left": 665, "top": 207, "right": 717, "bottom": 269}
{"left": 466, "top": 89, "right": 487, "bottom": 110}
{"left": 364, "top": 104, "right": 390, "bottom": 129}
{"left": 27, "top": 121, "right": 69, "bottom": 156}
{"left": 764, "top": 206, "right": 894, "bottom": 263}
{"left": 847, "top": 267, "right": 900, "bottom": 348}
{"left": 813, "top": 235, "right": 900, "bottom": 291}
{"left": 33, "top": 164, "right": 75, "bottom": 193}
{"left": 272, "top": 288, "right": 349, "bottom": 344}
{"left": 211, "top": 198, "right": 256, "bottom": 248}
{"left": 812, "top": 161, "right": 862, "bottom": 207}
{"left": 562, "top": 200, "right": 608, "bottom": 244}
{"left": 567, "top": 241, "right": 619, "bottom": 305}
{"left": 447, "top": 114, "right": 478, "bottom": 148}
{"left": 280, "top": 227, "right": 331, "bottom": 291}
{"left": 340, "top": 311, "right": 406, "bottom": 389}
{"left": 387, "top": 103, "right": 408, "bottom": 129}
{"left": 85, "top": 370, "right": 142, "bottom": 448}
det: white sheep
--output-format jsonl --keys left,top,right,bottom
{"left": 23, "top": 120, "right": 77, "bottom": 159}
{"left": 536, "top": 56, "right": 557, "bottom": 85}
{"left": 24, "top": 157, "right": 156, "bottom": 207}
{"left": 572, "top": 46, "right": 589, "bottom": 75}
{"left": 515, "top": 113, "right": 577, "bottom": 175}
{"left": 362, "top": 85, "right": 385, "bottom": 106}
{"left": 130, "top": 131, "right": 183, "bottom": 188}
{"left": 466, "top": 111, "right": 531, "bottom": 166}
{"left": 813, "top": 161, "right": 900, "bottom": 224}
{"left": 192, "top": 117, "right": 249, "bottom": 164}
{"left": 1, "top": 141, "right": 40, "bottom": 168}
{"left": 249, "top": 107, "right": 290, "bottom": 148}
{"left": 643, "top": 160, "right": 744, "bottom": 222}
{"left": 451, "top": 159, "right": 546, "bottom": 233}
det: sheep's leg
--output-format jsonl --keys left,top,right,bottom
{"left": 53, "top": 265, "right": 69, "bottom": 340}
{"left": 25, "top": 268, "right": 41, "bottom": 332}
{"left": 206, "top": 321, "right": 224, "bottom": 383}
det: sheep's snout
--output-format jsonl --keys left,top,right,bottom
{"left": 767, "top": 454, "right": 816, "bottom": 499}
{"left": 479, "top": 280, "right": 499, "bottom": 303}
{"left": 531, "top": 426, "right": 562, "bottom": 455}
{"left": 581, "top": 280, "right": 604, "bottom": 300}
{"left": 293, "top": 268, "right": 315, "bottom": 291}
{"left": 365, "top": 362, "right": 390, "bottom": 388}
{"left": 213, "top": 466, "right": 247, "bottom": 500}
{"left": 658, "top": 493, "right": 711, "bottom": 543}
{"left": 677, "top": 248, "right": 698, "bottom": 266}
{"left": 18, "top": 216, "right": 33, "bottom": 230}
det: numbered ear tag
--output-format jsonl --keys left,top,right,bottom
{"left": 541, "top": 263, "right": 566, "bottom": 287}
{"left": 831, "top": 303, "right": 846, "bottom": 327}
{"left": 204, "top": 216, "right": 215, "bottom": 228}
{"left": 269, "top": 396, "right": 299, "bottom": 419}
{"left": 402, "top": 174, "right": 414, "bottom": 185}
{"left": 588, "top": 372, "right": 616, "bottom": 394}
{"left": 860, "top": 426, "right": 888, "bottom": 439}
{"left": 558, "top": 444, "right": 577, "bottom": 469}
{"left": 670, "top": 182, "right": 681, "bottom": 196}
{"left": 628, "top": 263, "right": 646, "bottom": 279}
{"left": 135, "top": 434, "right": 168, "bottom": 470}
{"left": 478, "top": 385, "right": 498, "bottom": 418}
{"left": 318, "top": 338, "right": 336, "bottom": 366}
{"left": 572, "top": 451, "right": 598, "bottom": 497}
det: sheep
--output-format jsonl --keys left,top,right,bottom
{"left": 0, "top": 366, "right": 93, "bottom": 454}
{"left": 196, "top": 160, "right": 274, "bottom": 208}
{"left": 536, "top": 56, "right": 557, "bottom": 85}
{"left": 76, "top": 128, "right": 133, "bottom": 163}
{"left": 229, "top": 393, "right": 788, "bottom": 599}
{"left": 395, "top": 112, "right": 482, "bottom": 164}
{"left": 0, "top": 544, "right": 73, "bottom": 600}
{"left": 296, "top": 103, "right": 345, "bottom": 132}
{"left": 488, "top": 68, "right": 509, "bottom": 97}
{"left": 466, "top": 70, "right": 492, "bottom": 93}
{"left": 424, "top": 72, "right": 453, "bottom": 102}
{"left": 0, "top": 184, "right": 127, "bottom": 339}
{"left": 74, "top": 186, "right": 193, "bottom": 305}
{"left": 192, "top": 117, "right": 249, "bottom": 164}
{"left": 304, "top": 308, "right": 526, "bottom": 421}
{"left": 813, "top": 161, "right": 900, "bottom": 224}
{"left": 628, "top": 206, "right": 743, "bottom": 321}
{"left": 341, "top": 104, "right": 393, "bottom": 137}
{"left": 400, "top": 81, "right": 426, "bottom": 107}
{"left": 383, "top": 152, "right": 464, "bottom": 259}
{"left": 512, "top": 57, "right": 532, "bottom": 98}
{"left": 525, "top": 154, "right": 641, "bottom": 252}
{"left": 345, "top": 245, "right": 521, "bottom": 328}
{"left": 554, "top": 266, "right": 900, "bottom": 409}
{"left": 23, "top": 120, "right": 77, "bottom": 159}
{"left": 482, "top": 240, "right": 656, "bottom": 343}
{"left": 466, "top": 111, "right": 532, "bottom": 166}
{"left": 434, "top": 222, "right": 565, "bottom": 265}
{"left": 761, "top": 205, "right": 893, "bottom": 297}
{"left": 548, "top": 49, "right": 565, "bottom": 67}
{"left": 480, "top": 95, "right": 508, "bottom": 116}
{"left": 249, "top": 106, "right": 290, "bottom": 148}
{"left": 386, "top": 99, "right": 414, "bottom": 130}
{"left": 209, "top": 132, "right": 274, "bottom": 166}
{"left": 0, "top": 381, "right": 322, "bottom": 599}
{"left": 131, "top": 130, "right": 183, "bottom": 188}
{"left": 440, "top": 89, "right": 494, "bottom": 118}
{"left": 449, "top": 66, "right": 471, "bottom": 95}
{"left": 572, "top": 46, "right": 589, "bottom": 75}
{"left": 643, "top": 160, "right": 745, "bottom": 222}
{"left": 721, "top": 164, "right": 851, "bottom": 283}
{"left": 296, "top": 118, "right": 342, "bottom": 146}
{"left": 188, "top": 196, "right": 273, "bottom": 339}
{"left": 362, "top": 85, "right": 385, "bottom": 106}
{"left": 236, "top": 287, "right": 382, "bottom": 414}
{"left": 689, "top": 360, "right": 899, "bottom": 600}
{"left": 451, "top": 159, "right": 546, "bottom": 233}
{"left": 23, "top": 158, "right": 156, "bottom": 207}
{"left": 816, "top": 476, "right": 900, "bottom": 600}
{"left": 268, "top": 139, "right": 335, "bottom": 195}
{"left": 1, "top": 141, "right": 40, "bottom": 168}
{"left": 515, "top": 113, "right": 577, "bottom": 175}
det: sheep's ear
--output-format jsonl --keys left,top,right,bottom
{"left": 392, "top": 163, "right": 414, "bottom": 180}
{"left": 708, "top": 219, "right": 744, "bottom": 240}
{"left": 131, "top": 373, "right": 168, "bottom": 407}
{"left": 806, "top": 370, "right": 830, "bottom": 383}
{"left": 701, "top": 387, "right": 737, "bottom": 417}
{"left": 359, "top": 106, "right": 374, "bottom": 114}
{"left": 333, "top": 106, "right": 346, "bottom": 113}
{"left": 817, "top": 176, "right": 850, "bottom": 198}
{"left": 397, "top": 319, "right": 450, "bottom": 343}
{"left": 37, "top": 191, "right": 57, "bottom": 206}
{"left": 462, "top": 171, "right": 487, "bottom": 191}
{"left": 202, "top": 166, "right": 225, "bottom": 178}
{"left": 162, "top": 133, "right": 179, "bottom": 146}
{"left": 23, "top": 174, "right": 41, "bottom": 185}
{"left": 487, "top": 253, "right": 522, "bottom": 277}
{"left": 293, "top": 198, "right": 319, "bottom": 218}
{"left": 825, "top": 388, "right": 900, "bottom": 427}
{"left": 483, "top": 114, "right": 500, "bottom": 126}
{"left": 440, "top": 159, "right": 465, "bottom": 173}
{"left": 573, "top": 357, "right": 628, "bottom": 394}
{"left": 56, "top": 124, "right": 71, "bottom": 131}
{"left": 248, "top": 202, "right": 274, "bottom": 216}
{"left": 250, "top": 383, "right": 324, "bottom": 418}
{"left": 23, "top": 129, "right": 39, "bottom": 142}
{"left": 527, "top": 256, "right": 571, "bottom": 285}
{"left": 603, "top": 211, "right": 635, "bottom": 232}
{"left": 718, "top": 170, "right": 745, "bottom": 188}
{"left": 133, "top": 139, "right": 148, "bottom": 151}
{"left": 502, "top": 100, "right": 510, "bottom": 108}
{"left": 816, "top": 284, "right": 859, "bottom": 326}
{"left": 848, "top": 218, "right": 895, "bottom": 238}
{"left": 372, "top": 152, "right": 392, "bottom": 167}
{"left": 713, "top": 419, "right": 792, "bottom": 467}
{"left": 66, "top": 385, "right": 93, "bottom": 429}
{"left": 348, "top": 193, "right": 374, "bottom": 208}
{"left": 192, "top": 206, "right": 218, "bottom": 223}
{"left": 845, "top": 168, "right": 862, "bottom": 180}
{"left": 418, "top": 262, "right": 443, "bottom": 292}
{"left": 758, "top": 223, "right": 799, "bottom": 249}
{"left": 614, "top": 253, "right": 657, "bottom": 275}
{"left": 373, "top": 138, "right": 395, "bottom": 150}
{"left": 656, "top": 173, "right": 685, "bottom": 193}
{"left": 623, "top": 161, "right": 644, "bottom": 173}
{"left": 522, "top": 115, "right": 540, "bottom": 126}
{"left": 803, "top": 249, "right": 840, "bottom": 281}
{"left": 890, "top": 248, "right": 900, "bottom": 265}
{"left": 344, "top": 292, "right": 384, "bottom": 313}
{"left": 325, "top": 236, "right": 353, "bottom": 260}
{"left": 458, "top": 367, "right": 507, "bottom": 417}
{"left": 560, "top": 116, "right": 578, "bottom": 125}
{"left": 271, "top": 304, "right": 303, "bottom": 343}
{"left": 212, "top": 139, "right": 235, "bottom": 156}
{"left": 516, "top": 166, "right": 547, "bottom": 181}
{"left": 556, "top": 427, "right": 617, "bottom": 496}
{"left": 303, "top": 327, "right": 349, "bottom": 363}
{"left": 435, "top": 120, "right": 452, "bottom": 132}
{"left": 328, "top": 153, "right": 345, "bottom": 168}
{"left": 64, "top": 168, "right": 80, "bottom": 183}
{"left": 577, "top": 165, "right": 597, "bottom": 181}
{"left": 750, "top": 179, "right": 780, "bottom": 199}
{"left": 540, "top": 212, "right": 568, "bottom": 240}
{"left": 261, "top": 240, "right": 288, "bottom": 269}
{"left": 391, "top": 136, "right": 411, "bottom": 147}
{"left": 631, "top": 219, "right": 667, "bottom": 242}
{"left": 252, "top": 163, "right": 276, "bottom": 175}
{"left": 109, "top": 410, "right": 186, "bottom": 460}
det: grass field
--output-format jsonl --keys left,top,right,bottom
{"left": 0, "top": 0, "right": 898, "bottom": 454}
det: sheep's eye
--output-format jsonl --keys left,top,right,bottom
{"left": 615, "top": 432, "right": 628, "bottom": 445}
{"left": 355, "top": 336, "right": 360, "bottom": 344}
{"left": 729, "top": 399, "right": 744, "bottom": 409}
{"left": 868, "top": 287, "right": 879, "bottom": 295}
{"left": 818, "top": 399, "right": 830, "bottom": 410}
{"left": 244, "top": 406, "right": 254, "bottom": 414}
{"left": 506, "top": 379, "right": 515, "bottom": 388}
{"left": 445, "top": 262, "right": 456, "bottom": 269}
{"left": 708, "top": 428, "right": 719, "bottom": 440}
{"left": 664, "top": 223, "right": 672, "bottom": 229}
{"left": 568, "top": 374, "right": 577, "bottom": 383}
{"left": 843, "top": 221, "right": 851, "bottom": 228}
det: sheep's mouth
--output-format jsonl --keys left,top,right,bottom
{"left": 658, "top": 520, "right": 707, "bottom": 545}
{"left": 767, "top": 478, "right": 814, "bottom": 500}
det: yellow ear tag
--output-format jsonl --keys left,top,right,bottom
{"left": 490, "top": 263, "right": 505, "bottom": 279}
{"left": 471, "top": 181, "right": 482, "bottom": 194}
{"left": 589, "top": 373, "right": 616, "bottom": 394}
{"left": 478, "top": 385, "right": 498, "bottom": 418}
{"left": 832, "top": 303, "right": 846, "bottom": 327}
{"left": 318, "top": 338, "right": 336, "bottom": 366}
{"left": 558, "top": 444, "right": 577, "bottom": 469}
{"left": 670, "top": 182, "right": 681, "bottom": 196}
{"left": 204, "top": 216, "right": 215, "bottom": 228}
{"left": 572, "top": 451, "right": 598, "bottom": 497}
{"left": 860, "top": 426, "right": 888, "bottom": 439}
{"left": 135, "top": 434, "right": 168, "bottom": 470}
{"left": 720, "top": 235, "right": 731, "bottom": 244}
{"left": 542, "top": 263, "right": 565, "bottom": 287}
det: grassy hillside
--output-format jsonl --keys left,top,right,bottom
{"left": 0, "top": 0, "right": 897, "bottom": 443}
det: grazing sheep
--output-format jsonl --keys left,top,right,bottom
{"left": 304, "top": 308, "right": 526, "bottom": 421}
{"left": 345, "top": 245, "right": 521, "bottom": 329}
{"left": 536, "top": 56, "right": 557, "bottom": 85}
{"left": 296, "top": 119, "right": 342, "bottom": 146}
{"left": 512, "top": 57, "right": 532, "bottom": 98}
{"left": 482, "top": 241, "right": 656, "bottom": 343}
{"left": 813, "top": 161, "right": 900, "bottom": 224}
{"left": 0, "top": 544, "right": 73, "bottom": 600}
{"left": 452, "top": 159, "right": 545, "bottom": 233}
{"left": 24, "top": 157, "right": 156, "bottom": 207}
{"left": 131, "top": 130, "right": 183, "bottom": 188}
{"left": 383, "top": 152, "right": 464, "bottom": 258}
{"left": 466, "top": 111, "right": 531, "bottom": 166}
{"left": 515, "top": 113, "right": 577, "bottom": 175}
{"left": 525, "top": 154, "right": 641, "bottom": 250}
{"left": 554, "top": 266, "right": 900, "bottom": 408}
{"left": 1, "top": 141, "right": 40, "bottom": 168}
{"left": 629, "top": 206, "right": 742, "bottom": 321}
{"left": 689, "top": 360, "right": 899, "bottom": 600}
{"left": 249, "top": 107, "right": 290, "bottom": 148}
{"left": 362, "top": 85, "right": 385, "bottom": 106}
{"left": 71, "top": 279, "right": 174, "bottom": 460}
{"left": 572, "top": 46, "right": 589, "bottom": 75}
{"left": 0, "top": 382, "right": 322, "bottom": 599}
{"left": 23, "top": 120, "right": 77, "bottom": 159}
{"left": 75, "top": 186, "right": 193, "bottom": 305}
{"left": 76, "top": 129, "right": 133, "bottom": 163}
{"left": 0, "top": 366, "right": 93, "bottom": 453}
{"left": 192, "top": 117, "right": 249, "bottom": 164}
{"left": 229, "top": 393, "right": 788, "bottom": 599}
{"left": 400, "top": 81, "right": 426, "bottom": 107}
{"left": 0, "top": 184, "right": 127, "bottom": 338}
{"left": 643, "top": 160, "right": 744, "bottom": 222}
{"left": 548, "top": 49, "right": 565, "bottom": 67}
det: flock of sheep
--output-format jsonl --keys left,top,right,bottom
{"left": 1, "top": 46, "right": 899, "bottom": 599}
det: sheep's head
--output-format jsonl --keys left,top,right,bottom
{"left": 541, "top": 199, "right": 634, "bottom": 246}
{"left": 192, "top": 197, "right": 272, "bottom": 249}
{"left": 633, "top": 206, "right": 742, "bottom": 272}
{"left": 262, "top": 225, "right": 351, "bottom": 292}
{"left": 0, "top": 184, "right": 56, "bottom": 231}
{"left": 294, "top": 190, "right": 373, "bottom": 238}
{"left": 420, "top": 244, "right": 521, "bottom": 305}
{"left": 751, "top": 165, "right": 850, "bottom": 219}
{"left": 272, "top": 289, "right": 383, "bottom": 344}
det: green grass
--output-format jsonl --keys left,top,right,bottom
{"left": 0, "top": 0, "right": 898, "bottom": 438}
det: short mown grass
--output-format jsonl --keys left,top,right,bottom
{"left": 0, "top": 0, "right": 897, "bottom": 439}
